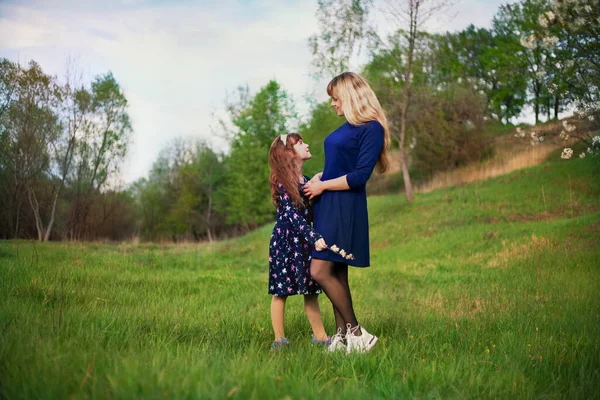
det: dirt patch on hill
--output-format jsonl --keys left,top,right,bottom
{"left": 417, "top": 144, "right": 560, "bottom": 193}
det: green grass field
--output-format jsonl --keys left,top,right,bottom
{"left": 1, "top": 153, "right": 599, "bottom": 399}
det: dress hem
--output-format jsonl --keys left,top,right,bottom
{"left": 312, "top": 254, "right": 370, "bottom": 268}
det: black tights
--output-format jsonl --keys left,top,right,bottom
{"left": 311, "top": 259, "right": 359, "bottom": 333}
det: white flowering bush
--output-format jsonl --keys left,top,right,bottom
{"left": 558, "top": 119, "right": 600, "bottom": 159}
{"left": 561, "top": 147, "right": 573, "bottom": 159}
{"left": 537, "top": 0, "right": 600, "bottom": 128}
{"left": 515, "top": 119, "right": 598, "bottom": 160}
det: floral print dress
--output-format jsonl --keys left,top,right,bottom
{"left": 269, "top": 177, "right": 323, "bottom": 297}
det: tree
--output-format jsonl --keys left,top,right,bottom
{"left": 67, "top": 72, "right": 131, "bottom": 240}
{"left": 0, "top": 59, "right": 22, "bottom": 238}
{"left": 298, "top": 100, "right": 344, "bottom": 178}
{"left": 2, "top": 61, "right": 62, "bottom": 241}
{"left": 545, "top": 0, "right": 600, "bottom": 126}
{"left": 222, "top": 80, "right": 297, "bottom": 229}
{"left": 171, "top": 142, "right": 225, "bottom": 242}
{"left": 41, "top": 61, "right": 91, "bottom": 241}
{"left": 308, "top": 0, "right": 373, "bottom": 77}
{"left": 309, "top": 0, "right": 454, "bottom": 202}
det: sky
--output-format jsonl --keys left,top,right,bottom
{"left": 0, "top": 0, "right": 508, "bottom": 185}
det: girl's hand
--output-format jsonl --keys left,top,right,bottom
{"left": 310, "top": 172, "right": 323, "bottom": 182}
{"left": 315, "top": 238, "right": 328, "bottom": 251}
{"left": 303, "top": 180, "right": 325, "bottom": 199}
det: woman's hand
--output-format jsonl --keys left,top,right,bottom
{"left": 303, "top": 180, "right": 325, "bottom": 199}
{"left": 311, "top": 172, "right": 323, "bottom": 182}
{"left": 315, "top": 238, "right": 328, "bottom": 251}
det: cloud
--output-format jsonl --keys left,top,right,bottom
{"left": 0, "top": 0, "right": 509, "bottom": 185}
{"left": 0, "top": 0, "right": 319, "bottom": 184}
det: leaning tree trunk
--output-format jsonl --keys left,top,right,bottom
{"left": 397, "top": 1, "right": 417, "bottom": 203}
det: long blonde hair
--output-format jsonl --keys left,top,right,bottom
{"left": 327, "top": 72, "right": 390, "bottom": 173}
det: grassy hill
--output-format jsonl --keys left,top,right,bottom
{"left": 1, "top": 149, "right": 599, "bottom": 398}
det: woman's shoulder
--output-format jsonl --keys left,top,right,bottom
{"left": 349, "top": 119, "right": 382, "bottom": 131}
{"left": 364, "top": 120, "right": 383, "bottom": 131}
{"left": 353, "top": 120, "right": 383, "bottom": 138}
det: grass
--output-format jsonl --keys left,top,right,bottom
{"left": 1, "top": 154, "right": 599, "bottom": 399}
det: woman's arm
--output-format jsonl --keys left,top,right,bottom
{"left": 304, "top": 122, "right": 384, "bottom": 199}
{"left": 303, "top": 175, "right": 350, "bottom": 199}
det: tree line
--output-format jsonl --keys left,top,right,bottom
{"left": 1, "top": 0, "right": 597, "bottom": 242}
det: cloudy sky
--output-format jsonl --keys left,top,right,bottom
{"left": 0, "top": 0, "right": 507, "bottom": 184}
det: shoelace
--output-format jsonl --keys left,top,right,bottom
{"left": 346, "top": 323, "right": 360, "bottom": 337}
{"left": 332, "top": 327, "right": 344, "bottom": 341}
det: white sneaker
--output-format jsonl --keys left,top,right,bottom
{"left": 346, "top": 324, "right": 378, "bottom": 353}
{"left": 328, "top": 327, "right": 347, "bottom": 352}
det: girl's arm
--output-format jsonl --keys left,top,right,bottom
{"left": 278, "top": 185, "right": 326, "bottom": 248}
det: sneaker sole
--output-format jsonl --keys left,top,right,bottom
{"left": 328, "top": 344, "right": 346, "bottom": 352}
{"left": 364, "top": 335, "right": 378, "bottom": 352}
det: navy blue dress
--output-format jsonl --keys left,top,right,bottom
{"left": 312, "top": 120, "right": 384, "bottom": 267}
{"left": 269, "top": 177, "right": 323, "bottom": 296}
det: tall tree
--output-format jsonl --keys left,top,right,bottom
{"left": 41, "top": 61, "right": 91, "bottom": 241}
{"left": 494, "top": 0, "right": 561, "bottom": 124}
{"left": 2, "top": 61, "right": 62, "bottom": 241}
{"left": 545, "top": 0, "right": 600, "bottom": 126}
{"left": 222, "top": 80, "right": 296, "bottom": 229}
{"left": 309, "top": 0, "right": 454, "bottom": 202}
{"left": 68, "top": 72, "right": 131, "bottom": 240}
{"left": 308, "top": 0, "right": 373, "bottom": 77}
{"left": 0, "top": 59, "right": 22, "bottom": 238}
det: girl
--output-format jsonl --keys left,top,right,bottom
{"left": 303, "top": 72, "right": 391, "bottom": 353}
{"left": 268, "top": 132, "right": 330, "bottom": 349}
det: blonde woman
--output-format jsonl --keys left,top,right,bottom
{"left": 303, "top": 72, "right": 390, "bottom": 353}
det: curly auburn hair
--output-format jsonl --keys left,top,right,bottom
{"left": 269, "top": 133, "right": 305, "bottom": 209}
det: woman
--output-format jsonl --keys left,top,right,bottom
{"left": 303, "top": 72, "right": 390, "bottom": 353}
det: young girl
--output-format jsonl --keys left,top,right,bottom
{"left": 268, "top": 132, "right": 330, "bottom": 349}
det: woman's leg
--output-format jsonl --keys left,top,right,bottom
{"left": 332, "top": 263, "right": 358, "bottom": 333}
{"left": 311, "top": 259, "right": 358, "bottom": 329}
{"left": 271, "top": 296, "right": 287, "bottom": 340}
{"left": 303, "top": 294, "right": 328, "bottom": 340}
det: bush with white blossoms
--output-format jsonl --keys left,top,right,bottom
{"left": 514, "top": 127, "right": 526, "bottom": 138}
{"left": 560, "top": 120, "right": 576, "bottom": 140}
{"left": 538, "top": 0, "right": 600, "bottom": 130}
{"left": 561, "top": 147, "right": 573, "bottom": 159}
{"left": 558, "top": 119, "right": 600, "bottom": 159}
{"left": 515, "top": 126, "right": 545, "bottom": 146}
{"left": 530, "top": 131, "right": 543, "bottom": 146}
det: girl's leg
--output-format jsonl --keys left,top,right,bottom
{"left": 271, "top": 296, "right": 287, "bottom": 341}
{"left": 311, "top": 259, "right": 358, "bottom": 329}
{"left": 303, "top": 294, "right": 328, "bottom": 340}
